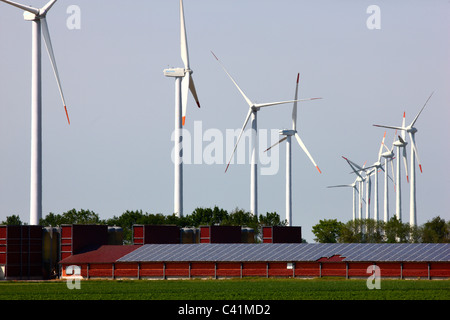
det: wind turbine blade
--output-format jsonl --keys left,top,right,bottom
{"left": 411, "top": 91, "right": 434, "bottom": 127}
{"left": 41, "top": 17, "right": 70, "bottom": 125}
{"left": 181, "top": 74, "right": 190, "bottom": 126}
{"left": 179, "top": 0, "right": 189, "bottom": 70}
{"left": 0, "top": 0, "right": 39, "bottom": 15}
{"left": 401, "top": 112, "right": 406, "bottom": 140}
{"left": 373, "top": 124, "right": 404, "bottom": 131}
{"left": 264, "top": 136, "right": 287, "bottom": 152}
{"left": 40, "top": 0, "right": 57, "bottom": 15}
{"left": 342, "top": 156, "right": 363, "bottom": 179}
{"left": 409, "top": 132, "right": 422, "bottom": 173}
{"left": 295, "top": 133, "right": 321, "bottom": 173}
{"left": 255, "top": 97, "right": 321, "bottom": 109}
{"left": 211, "top": 51, "right": 253, "bottom": 108}
{"left": 402, "top": 146, "right": 409, "bottom": 183}
{"left": 292, "top": 73, "right": 299, "bottom": 131}
{"left": 378, "top": 131, "right": 386, "bottom": 161}
{"left": 225, "top": 108, "right": 253, "bottom": 172}
{"left": 189, "top": 75, "right": 200, "bottom": 108}
{"left": 327, "top": 184, "right": 352, "bottom": 188}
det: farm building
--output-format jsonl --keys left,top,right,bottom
{"left": 59, "top": 242, "right": 450, "bottom": 280}
{"left": 1, "top": 224, "right": 449, "bottom": 280}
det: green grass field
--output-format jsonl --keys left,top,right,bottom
{"left": 0, "top": 278, "right": 448, "bottom": 300}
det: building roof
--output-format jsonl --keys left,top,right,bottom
{"left": 117, "top": 243, "right": 450, "bottom": 263}
{"left": 59, "top": 245, "right": 141, "bottom": 264}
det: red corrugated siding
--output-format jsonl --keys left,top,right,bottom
{"left": 139, "top": 262, "right": 164, "bottom": 277}
{"left": 88, "top": 264, "right": 113, "bottom": 277}
{"left": 165, "top": 262, "right": 190, "bottom": 276}
{"left": 294, "top": 262, "right": 320, "bottom": 277}
{"left": 114, "top": 263, "right": 138, "bottom": 277}
{"left": 268, "top": 262, "right": 293, "bottom": 276}
{"left": 321, "top": 263, "right": 347, "bottom": 276}
{"left": 190, "top": 262, "right": 215, "bottom": 277}
{"left": 403, "top": 262, "right": 428, "bottom": 277}
{"left": 216, "top": 262, "right": 241, "bottom": 277}
{"left": 242, "top": 262, "right": 266, "bottom": 276}
{"left": 348, "top": 262, "right": 373, "bottom": 277}
{"left": 430, "top": 263, "right": 450, "bottom": 278}
{"left": 377, "top": 263, "right": 401, "bottom": 277}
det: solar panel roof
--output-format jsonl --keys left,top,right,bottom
{"left": 118, "top": 243, "right": 450, "bottom": 263}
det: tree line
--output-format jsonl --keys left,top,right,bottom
{"left": 312, "top": 216, "right": 450, "bottom": 243}
{"left": 1, "top": 207, "right": 287, "bottom": 243}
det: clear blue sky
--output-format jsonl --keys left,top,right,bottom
{"left": 0, "top": 0, "right": 449, "bottom": 242}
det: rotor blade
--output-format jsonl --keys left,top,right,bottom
{"left": 373, "top": 124, "right": 405, "bottom": 131}
{"left": 295, "top": 133, "right": 321, "bottom": 173}
{"left": 255, "top": 97, "right": 321, "bottom": 109}
{"left": 411, "top": 91, "right": 434, "bottom": 127}
{"left": 181, "top": 74, "right": 190, "bottom": 126}
{"left": 40, "top": 0, "right": 57, "bottom": 15}
{"left": 378, "top": 131, "right": 386, "bottom": 162}
{"left": 327, "top": 184, "right": 352, "bottom": 188}
{"left": 211, "top": 51, "right": 253, "bottom": 108}
{"left": 225, "top": 108, "right": 253, "bottom": 172}
{"left": 401, "top": 112, "right": 406, "bottom": 140}
{"left": 292, "top": 73, "right": 299, "bottom": 131}
{"left": 342, "top": 156, "right": 363, "bottom": 179}
{"left": 402, "top": 146, "right": 409, "bottom": 183}
{"left": 41, "top": 17, "right": 70, "bottom": 125}
{"left": 180, "top": 0, "right": 189, "bottom": 70}
{"left": 189, "top": 74, "right": 200, "bottom": 108}
{"left": 0, "top": 0, "right": 39, "bottom": 14}
{"left": 409, "top": 132, "right": 422, "bottom": 173}
{"left": 264, "top": 136, "right": 287, "bottom": 152}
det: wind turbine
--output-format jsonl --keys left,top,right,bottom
{"left": 373, "top": 92, "right": 434, "bottom": 226}
{"left": 392, "top": 113, "right": 409, "bottom": 222}
{"left": 211, "top": 53, "right": 321, "bottom": 217}
{"left": 379, "top": 134, "right": 396, "bottom": 222}
{"left": 1, "top": 0, "right": 70, "bottom": 225}
{"left": 342, "top": 157, "right": 366, "bottom": 220}
{"left": 327, "top": 179, "right": 358, "bottom": 221}
{"left": 264, "top": 73, "right": 321, "bottom": 226}
{"left": 163, "top": 0, "right": 201, "bottom": 217}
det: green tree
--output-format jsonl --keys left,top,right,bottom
{"left": 1, "top": 214, "right": 23, "bottom": 225}
{"left": 384, "top": 216, "right": 411, "bottom": 243}
{"left": 312, "top": 219, "right": 343, "bottom": 243}
{"left": 421, "top": 216, "right": 450, "bottom": 243}
{"left": 40, "top": 209, "right": 102, "bottom": 226}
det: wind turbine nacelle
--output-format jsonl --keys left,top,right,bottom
{"left": 279, "top": 129, "right": 295, "bottom": 136}
{"left": 164, "top": 68, "right": 185, "bottom": 77}
{"left": 23, "top": 11, "right": 38, "bottom": 21}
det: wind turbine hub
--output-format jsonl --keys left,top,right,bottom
{"left": 407, "top": 127, "right": 417, "bottom": 134}
{"left": 251, "top": 106, "right": 260, "bottom": 112}
{"left": 23, "top": 11, "right": 39, "bottom": 21}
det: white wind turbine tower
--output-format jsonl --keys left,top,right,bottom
{"left": 379, "top": 134, "right": 396, "bottom": 222}
{"left": 164, "top": 0, "right": 201, "bottom": 218}
{"left": 392, "top": 113, "right": 409, "bottom": 222}
{"left": 211, "top": 53, "right": 321, "bottom": 217}
{"left": 1, "top": 0, "right": 70, "bottom": 225}
{"left": 264, "top": 73, "right": 321, "bottom": 226}
{"left": 374, "top": 92, "right": 434, "bottom": 227}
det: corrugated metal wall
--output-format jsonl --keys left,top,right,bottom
{"left": 59, "top": 261, "right": 450, "bottom": 280}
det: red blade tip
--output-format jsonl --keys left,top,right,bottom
{"left": 64, "top": 106, "right": 70, "bottom": 125}
{"left": 316, "top": 166, "right": 322, "bottom": 174}
{"left": 419, "top": 164, "right": 423, "bottom": 173}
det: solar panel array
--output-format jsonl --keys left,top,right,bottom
{"left": 118, "top": 243, "right": 450, "bottom": 263}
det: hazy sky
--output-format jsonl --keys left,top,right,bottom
{"left": 0, "top": 0, "right": 449, "bottom": 242}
